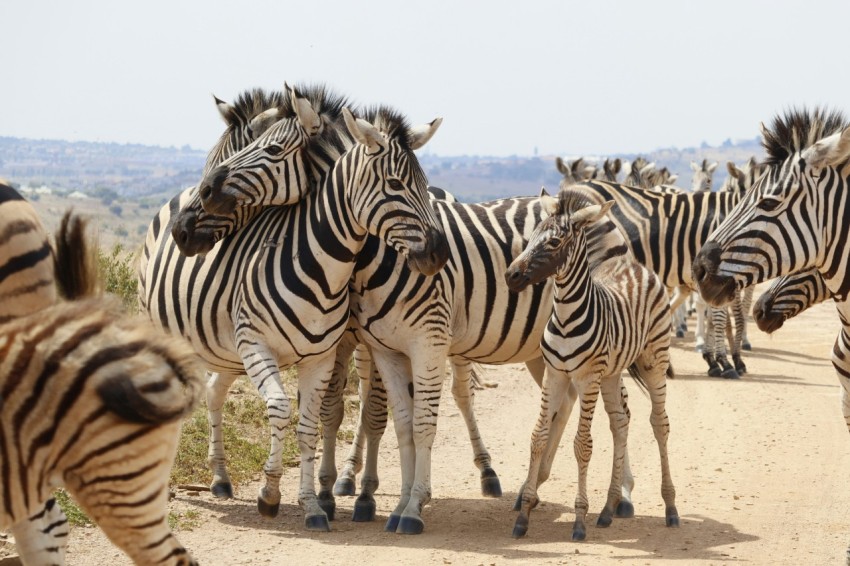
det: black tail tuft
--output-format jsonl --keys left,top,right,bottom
{"left": 666, "top": 363, "right": 676, "bottom": 379}
{"left": 626, "top": 363, "right": 650, "bottom": 395}
{"left": 54, "top": 211, "right": 99, "bottom": 300}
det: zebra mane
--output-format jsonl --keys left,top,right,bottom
{"left": 223, "top": 88, "right": 286, "bottom": 125}
{"left": 555, "top": 188, "right": 596, "bottom": 218}
{"left": 354, "top": 106, "right": 416, "bottom": 151}
{"left": 284, "top": 83, "right": 349, "bottom": 124}
{"left": 762, "top": 107, "right": 849, "bottom": 166}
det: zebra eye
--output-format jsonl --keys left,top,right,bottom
{"left": 757, "top": 197, "right": 782, "bottom": 212}
{"left": 264, "top": 145, "right": 284, "bottom": 156}
{"left": 388, "top": 179, "right": 404, "bottom": 191}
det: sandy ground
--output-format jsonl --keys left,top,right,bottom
{"left": 53, "top": 299, "right": 850, "bottom": 565}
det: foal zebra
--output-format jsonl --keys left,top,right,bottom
{"left": 1, "top": 214, "right": 202, "bottom": 566}
{"left": 692, "top": 107, "right": 850, "bottom": 562}
{"left": 0, "top": 181, "right": 56, "bottom": 323}
{"left": 506, "top": 188, "right": 678, "bottom": 541}
{"left": 752, "top": 269, "right": 834, "bottom": 334}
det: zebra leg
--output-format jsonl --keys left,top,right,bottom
{"left": 335, "top": 341, "right": 373, "bottom": 497}
{"left": 353, "top": 347, "right": 389, "bottom": 522}
{"left": 833, "top": 322, "right": 850, "bottom": 564}
{"left": 597, "top": 374, "right": 630, "bottom": 529}
{"left": 238, "top": 344, "right": 292, "bottom": 520}
{"left": 370, "top": 350, "right": 417, "bottom": 533}
{"left": 616, "top": 379, "right": 636, "bottom": 518}
{"left": 741, "top": 286, "right": 754, "bottom": 351}
{"left": 451, "top": 359, "right": 502, "bottom": 497}
{"left": 316, "top": 338, "right": 356, "bottom": 521}
{"left": 513, "top": 356, "right": 550, "bottom": 511}
{"left": 513, "top": 366, "right": 573, "bottom": 538}
{"left": 669, "top": 286, "right": 689, "bottom": 338}
{"left": 395, "top": 348, "right": 450, "bottom": 535}
{"left": 571, "top": 375, "right": 602, "bottom": 541}
{"left": 730, "top": 294, "right": 747, "bottom": 374}
{"left": 206, "top": 371, "right": 239, "bottom": 499}
{"left": 637, "top": 356, "right": 679, "bottom": 528}
{"left": 702, "top": 307, "right": 721, "bottom": 376}
{"left": 9, "top": 498, "right": 69, "bottom": 565}
{"left": 695, "top": 294, "right": 707, "bottom": 353}
{"left": 294, "top": 353, "right": 339, "bottom": 531}
{"left": 711, "top": 307, "right": 740, "bottom": 379}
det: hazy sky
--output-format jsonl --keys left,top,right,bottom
{"left": 2, "top": 0, "right": 848, "bottom": 157}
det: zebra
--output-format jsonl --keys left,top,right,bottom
{"left": 505, "top": 188, "right": 678, "bottom": 541}
{"left": 0, "top": 180, "right": 57, "bottom": 323}
{"left": 1, "top": 213, "right": 202, "bottom": 566}
{"left": 752, "top": 268, "right": 834, "bottom": 334}
{"left": 690, "top": 158, "right": 718, "bottom": 193}
{"left": 155, "top": 97, "right": 449, "bottom": 532}
{"left": 592, "top": 158, "right": 623, "bottom": 182}
{"left": 555, "top": 156, "right": 596, "bottom": 185}
{"left": 691, "top": 107, "right": 850, "bottom": 563}
{"left": 553, "top": 171, "right": 745, "bottom": 378}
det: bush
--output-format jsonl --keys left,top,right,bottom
{"left": 97, "top": 243, "right": 138, "bottom": 312}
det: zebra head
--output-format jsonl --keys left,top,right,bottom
{"left": 203, "top": 88, "right": 286, "bottom": 179}
{"left": 719, "top": 157, "right": 768, "bottom": 195}
{"left": 505, "top": 188, "right": 615, "bottom": 292}
{"left": 690, "top": 159, "right": 718, "bottom": 193}
{"left": 341, "top": 107, "right": 449, "bottom": 276}
{"left": 752, "top": 269, "right": 832, "bottom": 334}
{"left": 171, "top": 190, "right": 263, "bottom": 256}
{"left": 197, "top": 84, "right": 331, "bottom": 215}
{"left": 694, "top": 108, "right": 850, "bottom": 306}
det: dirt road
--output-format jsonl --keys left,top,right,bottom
{"left": 64, "top": 299, "right": 850, "bottom": 565}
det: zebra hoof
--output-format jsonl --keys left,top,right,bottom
{"left": 210, "top": 481, "right": 234, "bottom": 499}
{"left": 397, "top": 516, "right": 425, "bottom": 535}
{"left": 481, "top": 468, "right": 503, "bottom": 498}
{"left": 742, "top": 342, "right": 752, "bottom": 351}
{"left": 666, "top": 507, "right": 680, "bottom": 527}
{"left": 304, "top": 513, "right": 331, "bottom": 532}
{"left": 385, "top": 514, "right": 401, "bottom": 533}
{"left": 596, "top": 509, "right": 614, "bottom": 528}
{"left": 317, "top": 492, "right": 336, "bottom": 521}
{"left": 352, "top": 494, "right": 376, "bottom": 522}
{"left": 722, "top": 368, "right": 740, "bottom": 379}
{"left": 615, "top": 500, "right": 635, "bottom": 518}
{"left": 708, "top": 366, "right": 722, "bottom": 378}
{"left": 675, "top": 329, "right": 685, "bottom": 338}
{"left": 257, "top": 497, "right": 280, "bottom": 518}
{"left": 512, "top": 515, "right": 529, "bottom": 538}
{"left": 333, "top": 477, "right": 356, "bottom": 497}
{"left": 571, "top": 522, "right": 587, "bottom": 541}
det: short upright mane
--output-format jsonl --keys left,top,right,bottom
{"left": 227, "top": 88, "right": 286, "bottom": 124}
{"left": 762, "top": 107, "right": 849, "bottom": 166}
{"left": 556, "top": 188, "right": 596, "bottom": 217}
{"left": 356, "top": 106, "right": 415, "bottom": 150}
{"left": 284, "top": 83, "right": 349, "bottom": 123}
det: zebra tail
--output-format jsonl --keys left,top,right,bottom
{"left": 625, "top": 363, "right": 650, "bottom": 395}
{"left": 53, "top": 211, "right": 99, "bottom": 300}
{"left": 666, "top": 362, "right": 676, "bottom": 379}
{"left": 97, "top": 331, "right": 204, "bottom": 425}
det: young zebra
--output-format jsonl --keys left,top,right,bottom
{"left": 752, "top": 269, "right": 834, "bottom": 334}
{"left": 692, "top": 108, "right": 850, "bottom": 562}
{"left": 1, "top": 214, "right": 202, "bottom": 566}
{"left": 690, "top": 158, "right": 719, "bottom": 193}
{"left": 505, "top": 188, "right": 678, "bottom": 541}
{"left": 0, "top": 180, "right": 56, "bottom": 323}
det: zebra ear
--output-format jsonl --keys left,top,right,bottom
{"left": 571, "top": 200, "right": 615, "bottom": 228}
{"left": 555, "top": 157, "right": 569, "bottom": 176}
{"left": 408, "top": 117, "right": 443, "bottom": 150}
{"left": 214, "top": 95, "right": 236, "bottom": 125}
{"left": 668, "top": 174, "right": 679, "bottom": 184}
{"left": 707, "top": 161, "right": 719, "bottom": 175}
{"left": 289, "top": 85, "right": 323, "bottom": 136}
{"left": 690, "top": 161, "right": 700, "bottom": 172}
{"left": 539, "top": 194, "right": 559, "bottom": 216}
{"left": 539, "top": 186, "right": 551, "bottom": 197}
{"left": 801, "top": 127, "right": 850, "bottom": 170}
{"left": 343, "top": 107, "right": 386, "bottom": 152}
{"left": 727, "top": 161, "right": 743, "bottom": 180}
{"left": 248, "top": 108, "right": 280, "bottom": 138}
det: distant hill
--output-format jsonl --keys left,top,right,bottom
{"left": 0, "top": 134, "right": 764, "bottom": 204}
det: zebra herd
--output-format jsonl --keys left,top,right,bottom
{"left": 1, "top": 83, "right": 849, "bottom": 564}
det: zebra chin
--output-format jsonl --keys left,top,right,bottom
{"left": 693, "top": 241, "right": 738, "bottom": 307}
{"left": 504, "top": 264, "right": 538, "bottom": 294}
{"left": 404, "top": 227, "right": 449, "bottom": 276}
{"left": 171, "top": 216, "right": 216, "bottom": 257}
{"left": 752, "top": 297, "right": 786, "bottom": 334}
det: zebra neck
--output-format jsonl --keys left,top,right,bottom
{"left": 551, "top": 237, "right": 599, "bottom": 328}
{"left": 817, "top": 174, "right": 850, "bottom": 300}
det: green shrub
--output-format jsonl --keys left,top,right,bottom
{"left": 97, "top": 243, "right": 138, "bottom": 313}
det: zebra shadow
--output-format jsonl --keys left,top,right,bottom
{"left": 178, "top": 490, "right": 755, "bottom": 561}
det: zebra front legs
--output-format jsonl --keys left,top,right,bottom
{"left": 206, "top": 371, "right": 241, "bottom": 499}
{"left": 451, "top": 359, "right": 502, "bottom": 497}
{"left": 9, "top": 499, "right": 69, "bottom": 566}
{"left": 373, "top": 346, "right": 449, "bottom": 534}
{"left": 703, "top": 306, "right": 739, "bottom": 379}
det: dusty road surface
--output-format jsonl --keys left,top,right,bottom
{"left": 59, "top": 299, "right": 850, "bottom": 565}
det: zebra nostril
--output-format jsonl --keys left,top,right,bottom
{"left": 201, "top": 186, "right": 212, "bottom": 201}
{"left": 178, "top": 230, "right": 188, "bottom": 245}
{"left": 693, "top": 262, "right": 706, "bottom": 282}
